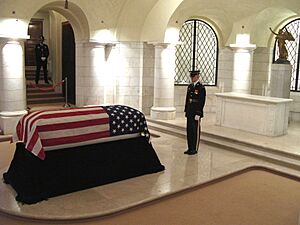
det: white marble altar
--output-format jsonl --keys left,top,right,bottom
{"left": 215, "top": 92, "right": 293, "bottom": 136}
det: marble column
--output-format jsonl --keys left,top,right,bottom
{"left": 150, "top": 43, "right": 176, "bottom": 120}
{"left": 76, "top": 41, "right": 116, "bottom": 106}
{"left": 230, "top": 39, "right": 256, "bottom": 94}
{"left": 0, "top": 38, "right": 27, "bottom": 134}
{"left": 270, "top": 63, "right": 292, "bottom": 98}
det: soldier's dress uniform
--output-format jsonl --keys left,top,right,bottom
{"left": 35, "top": 41, "right": 49, "bottom": 84}
{"left": 184, "top": 75, "right": 206, "bottom": 155}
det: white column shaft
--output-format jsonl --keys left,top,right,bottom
{"left": 151, "top": 43, "right": 176, "bottom": 120}
{"left": 230, "top": 44, "right": 256, "bottom": 94}
{"left": 0, "top": 38, "right": 27, "bottom": 134}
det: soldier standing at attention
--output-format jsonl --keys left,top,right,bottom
{"left": 35, "top": 35, "right": 49, "bottom": 84}
{"left": 184, "top": 70, "right": 206, "bottom": 155}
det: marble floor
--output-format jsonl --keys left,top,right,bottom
{"left": 0, "top": 109, "right": 300, "bottom": 224}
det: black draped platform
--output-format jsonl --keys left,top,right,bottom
{"left": 3, "top": 136, "right": 165, "bottom": 204}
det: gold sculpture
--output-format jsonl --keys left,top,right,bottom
{"left": 269, "top": 27, "right": 295, "bottom": 64}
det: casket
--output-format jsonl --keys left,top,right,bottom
{"left": 3, "top": 105, "right": 165, "bottom": 204}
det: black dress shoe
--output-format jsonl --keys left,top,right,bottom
{"left": 184, "top": 149, "right": 191, "bottom": 154}
{"left": 187, "top": 150, "right": 197, "bottom": 155}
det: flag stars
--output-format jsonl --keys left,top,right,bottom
{"left": 103, "top": 105, "right": 149, "bottom": 139}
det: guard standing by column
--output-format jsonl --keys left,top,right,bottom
{"left": 184, "top": 70, "right": 206, "bottom": 155}
{"left": 35, "top": 35, "right": 49, "bottom": 84}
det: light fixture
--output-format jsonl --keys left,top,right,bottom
{"left": 64, "top": 0, "right": 68, "bottom": 9}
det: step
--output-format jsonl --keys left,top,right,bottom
{"left": 147, "top": 120, "right": 300, "bottom": 170}
{"left": 27, "top": 92, "right": 63, "bottom": 99}
{"left": 26, "top": 82, "right": 53, "bottom": 87}
{"left": 26, "top": 75, "right": 36, "bottom": 80}
{"left": 25, "top": 71, "right": 36, "bottom": 76}
{"left": 26, "top": 76, "right": 52, "bottom": 82}
{"left": 27, "top": 96, "right": 65, "bottom": 104}
{"left": 27, "top": 87, "right": 55, "bottom": 93}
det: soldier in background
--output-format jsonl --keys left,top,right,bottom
{"left": 35, "top": 35, "right": 49, "bottom": 84}
{"left": 184, "top": 70, "right": 206, "bottom": 155}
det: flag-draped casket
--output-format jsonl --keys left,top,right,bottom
{"left": 3, "top": 105, "right": 165, "bottom": 204}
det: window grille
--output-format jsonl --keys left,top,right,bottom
{"left": 273, "top": 19, "right": 300, "bottom": 91}
{"left": 175, "top": 20, "right": 218, "bottom": 85}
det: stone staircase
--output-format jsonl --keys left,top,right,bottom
{"left": 147, "top": 118, "right": 300, "bottom": 170}
{"left": 26, "top": 67, "right": 65, "bottom": 106}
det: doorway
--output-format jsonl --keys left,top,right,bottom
{"left": 62, "top": 22, "right": 76, "bottom": 105}
{"left": 25, "top": 19, "right": 43, "bottom": 67}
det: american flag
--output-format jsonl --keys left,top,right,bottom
{"left": 102, "top": 105, "right": 149, "bottom": 137}
{"left": 13, "top": 105, "right": 150, "bottom": 160}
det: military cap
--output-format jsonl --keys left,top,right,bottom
{"left": 189, "top": 70, "right": 200, "bottom": 77}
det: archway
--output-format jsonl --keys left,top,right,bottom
{"left": 26, "top": 1, "right": 89, "bottom": 107}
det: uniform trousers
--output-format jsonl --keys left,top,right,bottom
{"left": 35, "top": 61, "right": 48, "bottom": 84}
{"left": 186, "top": 115, "right": 201, "bottom": 152}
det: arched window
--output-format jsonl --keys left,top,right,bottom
{"left": 175, "top": 19, "right": 219, "bottom": 85}
{"left": 273, "top": 19, "right": 300, "bottom": 91}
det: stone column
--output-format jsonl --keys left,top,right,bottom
{"left": 150, "top": 43, "right": 176, "bottom": 120}
{"left": 270, "top": 64, "right": 292, "bottom": 98}
{"left": 76, "top": 41, "right": 113, "bottom": 106}
{"left": 230, "top": 38, "right": 256, "bottom": 94}
{"left": 0, "top": 38, "right": 27, "bottom": 134}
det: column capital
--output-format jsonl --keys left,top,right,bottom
{"left": 0, "top": 37, "right": 26, "bottom": 48}
{"left": 0, "top": 35, "right": 29, "bottom": 42}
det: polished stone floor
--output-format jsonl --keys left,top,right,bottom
{"left": 0, "top": 109, "right": 300, "bottom": 224}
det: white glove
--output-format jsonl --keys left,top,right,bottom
{"left": 194, "top": 115, "right": 200, "bottom": 121}
{"left": 41, "top": 57, "right": 46, "bottom": 61}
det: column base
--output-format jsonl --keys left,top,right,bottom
{"left": 0, "top": 110, "right": 27, "bottom": 135}
{"left": 150, "top": 107, "right": 176, "bottom": 120}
